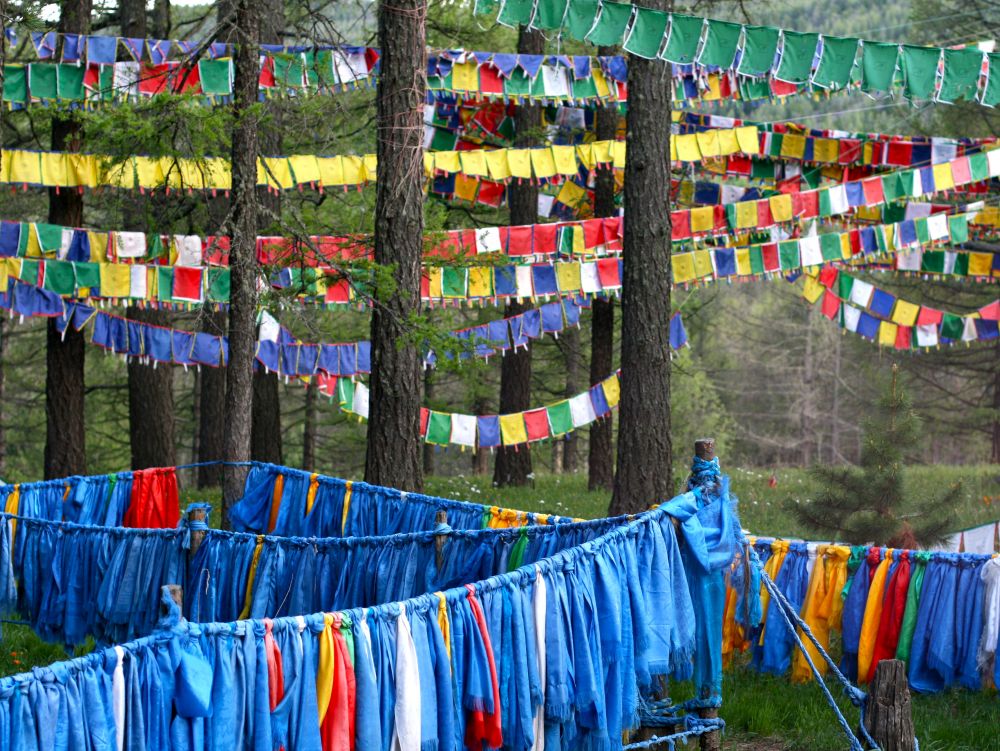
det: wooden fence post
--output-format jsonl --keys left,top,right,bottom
{"left": 864, "top": 660, "right": 916, "bottom": 751}
{"left": 188, "top": 505, "right": 207, "bottom": 559}
{"left": 434, "top": 510, "right": 448, "bottom": 569}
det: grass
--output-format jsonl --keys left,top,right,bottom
{"left": 4, "top": 464, "right": 998, "bottom": 748}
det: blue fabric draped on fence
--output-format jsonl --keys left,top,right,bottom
{"left": 736, "top": 538, "right": 1000, "bottom": 694}
{"left": 0, "top": 466, "right": 742, "bottom": 751}
{"left": 229, "top": 461, "right": 579, "bottom": 537}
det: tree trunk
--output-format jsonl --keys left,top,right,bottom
{"left": 221, "top": 0, "right": 262, "bottom": 514}
{"left": 303, "top": 379, "right": 318, "bottom": 471}
{"left": 118, "top": 0, "right": 145, "bottom": 37}
{"left": 152, "top": 0, "right": 171, "bottom": 38}
{"left": 197, "top": 308, "right": 227, "bottom": 487}
{"left": 251, "top": 370, "right": 283, "bottom": 463}
{"left": 44, "top": 0, "right": 91, "bottom": 481}
{"left": 588, "top": 48, "right": 618, "bottom": 492}
{"left": 127, "top": 308, "right": 176, "bottom": 469}
{"left": 493, "top": 25, "right": 543, "bottom": 488}
{"left": 863, "top": 660, "right": 916, "bottom": 751}
{"left": 609, "top": 6, "right": 673, "bottom": 515}
{"left": 363, "top": 0, "right": 427, "bottom": 491}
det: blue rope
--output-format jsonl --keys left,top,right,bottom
{"left": 623, "top": 715, "right": 726, "bottom": 751}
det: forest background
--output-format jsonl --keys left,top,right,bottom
{"left": 0, "top": 0, "right": 997, "bottom": 491}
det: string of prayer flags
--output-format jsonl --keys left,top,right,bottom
{"left": 474, "top": 2, "right": 1000, "bottom": 108}
{"left": 803, "top": 268, "right": 999, "bottom": 349}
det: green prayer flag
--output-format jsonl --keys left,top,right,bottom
{"left": 20, "top": 259, "right": 40, "bottom": 286}
{"left": 207, "top": 268, "right": 231, "bottom": 302}
{"left": 774, "top": 31, "right": 819, "bottom": 84}
{"left": 425, "top": 411, "right": 452, "bottom": 445}
{"left": 571, "top": 74, "right": 598, "bottom": 99}
{"left": 28, "top": 63, "right": 57, "bottom": 100}
{"left": 534, "top": 0, "right": 569, "bottom": 30}
{"left": 748, "top": 246, "right": 765, "bottom": 275}
{"left": 820, "top": 233, "right": 842, "bottom": 261}
{"left": 96, "top": 65, "right": 115, "bottom": 99}
{"left": 861, "top": 42, "right": 899, "bottom": 93}
{"left": 698, "top": 19, "right": 741, "bottom": 69}
{"left": 442, "top": 267, "right": 467, "bottom": 297}
{"left": 497, "top": 0, "right": 534, "bottom": 27}
{"left": 503, "top": 69, "right": 532, "bottom": 97}
{"left": 982, "top": 53, "right": 1000, "bottom": 107}
{"left": 73, "top": 262, "right": 101, "bottom": 289}
{"left": 881, "top": 203, "right": 906, "bottom": 224}
{"left": 336, "top": 377, "right": 355, "bottom": 407}
{"left": 938, "top": 47, "right": 983, "bottom": 103}
{"left": 737, "top": 26, "right": 780, "bottom": 77}
{"left": 914, "top": 216, "right": 931, "bottom": 245}
{"left": 895, "top": 557, "right": 928, "bottom": 661}
{"left": 430, "top": 128, "right": 458, "bottom": 152}
{"left": 921, "top": 250, "right": 944, "bottom": 273}
{"left": 199, "top": 59, "right": 232, "bottom": 96}
{"left": 42, "top": 261, "right": 75, "bottom": 295}
{"left": 802, "top": 167, "right": 822, "bottom": 190}
{"left": 148, "top": 234, "right": 166, "bottom": 262}
{"left": 3, "top": 65, "right": 27, "bottom": 103}
{"left": 812, "top": 35, "right": 859, "bottom": 89}
{"left": 34, "top": 223, "right": 64, "bottom": 253}
{"left": 750, "top": 158, "right": 775, "bottom": 181}
{"left": 157, "top": 267, "right": 174, "bottom": 300}
{"left": 880, "top": 174, "right": 903, "bottom": 203}
{"left": 778, "top": 240, "right": 799, "bottom": 270}
{"left": 954, "top": 251, "right": 969, "bottom": 276}
{"left": 565, "top": 0, "right": 599, "bottom": 40}
{"left": 949, "top": 214, "right": 969, "bottom": 245}
{"left": 548, "top": 400, "right": 573, "bottom": 435}
{"left": 739, "top": 76, "right": 771, "bottom": 101}
{"left": 57, "top": 64, "right": 85, "bottom": 99}
{"left": 768, "top": 133, "right": 784, "bottom": 156}
{"left": 305, "top": 50, "right": 337, "bottom": 88}
{"left": 661, "top": 13, "right": 703, "bottom": 64}
{"left": 624, "top": 7, "right": 668, "bottom": 59}
{"left": 586, "top": 1, "right": 632, "bottom": 47}
{"left": 837, "top": 272, "right": 853, "bottom": 300}
{"left": 940, "top": 313, "right": 964, "bottom": 340}
{"left": 968, "top": 153, "right": 989, "bottom": 182}
{"left": 818, "top": 189, "right": 833, "bottom": 217}
{"left": 900, "top": 45, "right": 940, "bottom": 100}
{"left": 17, "top": 223, "right": 30, "bottom": 257}
{"left": 897, "top": 169, "right": 917, "bottom": 197}
{"left": 272, "top": 54, "right": 305, "bottom": 88}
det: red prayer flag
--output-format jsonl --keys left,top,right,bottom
{"left": 821, "top": 290, "right": 840, "bottom": 319}
{"left": 895, "top": 326, "right": 912, "bottom": 350}
{"left": 172, "top": 266, "right": 204, "bottom": 302}
{"left": 523, "top": 409, "right": 550, "bottom": 441}
{"left": 507, "top": 225, "right": 533, "bottom": 256}
{"left": 916, "top": 307, "right": 944, "bottom": 326}
{"left": 596, "top": 258, "right": 621, "bottom": 288}
{"left": 862, "top": 178, "right": 885, "bottom": 206}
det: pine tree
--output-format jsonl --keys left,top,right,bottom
{"left": 792, "top": 364, "right": 960, "bottom": 548}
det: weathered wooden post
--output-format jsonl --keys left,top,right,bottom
{"left": 434, "top": 510, "right": 448, "bottom": 569}
{"left": 188, "top": 505, "right": 208, "bottom": 559}
{"left": 692, "top": 438, "right": 721, "bottom": 751}
{"left": 162, "top": 584, "right": 183, "bottom": 619}
{"left": 864, "top": 660, "right": 916, "bottom": 751}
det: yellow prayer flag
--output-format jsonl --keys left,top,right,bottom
{"left": 769, "top": 193, "right": 794, "bottom": 222}
{"left": 812, "top": 138, "right": 839, "bottom": 163}
{"left": 575, "top": 143, "right": 596, "bottom": 171}
{"left": 696, "top": 131, "right": 722, "bottom": 158}
{"left": 702, "top": 73, "right": 722, "bottom": 101}
{"left": 735, "top": 200, "right": 758, "bottom": 229}
{"left": 693, "top": 249, "right": 713, "bottom": 278}
{"left": 362, "top": 154, "right": 378, "bottom": 182}
{"left": 878, "top": 321, "right": 898, "bottom": 347}
{"left": 555, "top": 261, "right": 581, "bottom": 292}
{"left": 531, "top": 149, "right": 558, "bottom": 179}
{"left": 550, "top": 145, "right": 577, "bottom": 175}
{"left": 611, "top": 141, "right": 626, "bottom": 169}
{"left": 40, "top": 152, "right": 70, "bottom": 187}
{"left": 7, "top": 150, "right": 42, "bottom": 185}
{"left": 602, "top": 374, "right": 621, "bottom": 407}
{"left": 468, "top": 267, "right": 492, "bottom": 297}
{"left": 736, "top": 247, "right": 752, "bottom": 276}
{"left": 556, "top": 180, "right": 586, "bottom": 208}
{"left": 341, "top": 155, "right": 364, "bottom": 186}
{"left": 100, "top": 263, "right": 132, "bottom": 297}
{"left": 499, "top": 413, "right": 528, "bottom": 446}
{"left": 289, "top": 155, "right": 321, "bottom": 184}
{"left": 485, "top": 149, "right": 512, "bottom": 181}
{"left": 671, "top": 253, "right": 696, "bottom": 284}
{"left": 735, "top": 126, "right": 760, "bottom": 155}
{"left": 319, "top": 156, "right": 346, "bottom": 187}
{"left": 717, "top": 129, "right": 739, "bottom": 155}
{"left": 451, "top": 62, "right": 480, "bottom": 91}
{"left": 453, "top": 174, "right": 479, "bottom": 203}
{"left": 69, "top": 153, "right": 99, "bottom": 188}
{"left": 506, "top": 149, "right": 532, "bottom": 179}
{"left": 891, "top": 299, "right": 920, "bottom": 326}
{"left": 460, "top": 150, "right": 488, "bottom": 177}
{"left": 674, "top": 134, "right": 702, "bottom": 162}
{"left": 968, "top": 252, "right": 994, "bottom": 277}
{"left": 428, "top": 268, "right": 443, "bottom": 299}
{"left": 0, "top": 261, "right": 6, "bottom": 293}
{"left": 433, "top": 151, "right": 461, "bottom": 176}
{"left": 932, "top": 162, "right": 955, "bottom": 191}
{"left": 689, "top": 207, "right": 714, "bottom": 233}
{"left": 802, "top": 275, "right": 825, "bottom": 303}
{"left": 590, "top": 140, "right": 612, "bottom": 165}
{"left": 591, "top": 67, "right": 610, "bottom": 98}
{"left": 262, "top": 157, "right": 294, "bottom": 189}
{"left": 780, "top": 133, "right": 807, "bottom": 160}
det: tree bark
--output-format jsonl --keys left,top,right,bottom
{"left": 609, "top": 7, "right": 673, "bottom": 514}
{"left": 197, "top": 308, "right": 227, "bottom": 487}
{"left": 303, "top": 379, "right": 318, "bottom": 471}
{"left": 118, "top": 0, "right": 145, "bottom": 38}
{"left": 251, "top": 370, "right": 283, "bottom": 463}
{"left": 44, "top": 0, "right": 91, "bottom": 481}
{"left": 151, "top": 0, "right": 171, "bottom": 38}
{"left": 363, "top": 0, "right": 427, "bottom": 491}
{"left": 127, "top": 308, "right": 176, "bottom": 469}
{"left": 221, "top": 0, "right": 262, "bottom": 513}
{"left": 493, "top": 25, "right": 543, "bottom": 487}
{"left": 863, "top": 660, "right": 916, "bottom": 751}
{"left": 423, "top": 368, "right": 435, "bottom": 476}
{"left": 588, "top": 45, "right": 618, "bottom": 492}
